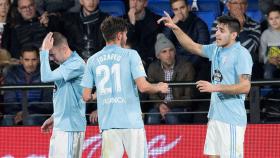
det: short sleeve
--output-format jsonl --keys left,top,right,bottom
{"left": 236, "top": 49, "right": 253, "bottom": 75}
{"left": 130, "top": 50, "right": 146, "bottom": 80}
{"left": 202, "top": 44, "right": 218, "bottom": 61}
{"left": 81, "top": 58, "right": 95, "bottom": 88}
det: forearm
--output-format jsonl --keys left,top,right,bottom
{"left": 40, "top": 50, "right": 63, "bottom": 82}
{"left": 172, "top": 26, "right": 203, "bottom": 56}
{"left": 214, "top": 82, "right": 251, "bottom": 95}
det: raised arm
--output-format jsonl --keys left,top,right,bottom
{"left": 158, "top": 11, "right": 204, "bottom": 57}
{"left": 40, "top": 32, "right": 64, "bottom": 82}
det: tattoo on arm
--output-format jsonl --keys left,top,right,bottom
{"left": 241, "top": 74, "right": 251, "bottom": 81}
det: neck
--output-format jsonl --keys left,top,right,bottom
{"left": 135, "top": 9, "right": 146, "bottom": 21}
{"left": 82, "top": 8, "right": 98, "bottom": 17}
{"left": 162, "top": 62, "right": 174, "bottom": 70}
{"left": 106, "top": 40, "right": 121, "bottom": 46}
{"left": 0, "top": 15, "right": 6, "bottom": 23}
{"left": 223, "top": 40, "right": 236, "bottom": 48}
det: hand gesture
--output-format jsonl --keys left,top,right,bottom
{"left": 157, "top": 82, "right": 169, "bottom": 93}
{"left": 230, "top": 8, "right": 245, "bottom": 28}
{"left": 89, "top": 110, "right": 98, "bottom": 124}
{"left": 128, "top": 7, "right": 136, "bottom": 25}
{"left": 41, "top": 117, "right": 53, "bottom": 133}
{"left": 41, "top": 32, "right": 54, "bottom": 51}
{"left": 196, "top": 80, "right": 216, "bottom": 93}
{"left": 14, "top": 111, "right": 23, "bottom": 125}
{"left": 159, "top": 103, "right": 170, "bottom": 120}
{"left": 39, "top": 11, "right": 49, "bottom": 27}
{"left": 157, "top": 11, "right": 180, "bottom": 30}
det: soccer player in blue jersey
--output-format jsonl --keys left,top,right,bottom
{"left": 40, "top": 32, "right": 86, "bottom": 158}
{"left": 158, "top": 13, "right": 253, "bottom": 158}
{"left": 81, "top": 16, "right": 169, "bottom": 158}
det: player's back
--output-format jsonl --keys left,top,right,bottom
{"left": 90, "top": 44, "right": 146, "bottom": 130}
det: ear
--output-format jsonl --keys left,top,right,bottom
{"left": 231, "top": 32, "right": 238, "bottom": 40}
{"left": 116, "top": 32, "right": 122, "bottom": 40}
{"left": 19, "top": 56, "right": 23, "bottom": 64}
{"left": 226, "top": 2, "right": 230, "bottom": 11}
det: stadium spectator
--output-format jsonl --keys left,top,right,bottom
{"left": 57, "top": 0, "right": 109, "bottom": 60}
{"left": 210, "top": 0, "right": 261, "bottom": 79}
{"left": 0, "top": 48, "right": 14, "bottom": 123}
{"left": 259, "top": 5, "right": 280, "bottom": 79}
{"left": 2, "top": 46, "right": 52, "bottom": 126}
{"left": 146, "top": 33, "right": 195, "bottom": 124}
{"left": 164, "top": 0, "right": 210, "bottom": 81}
{"left": 126, "top": 0, "right": 163, "bottom": 67}
{"left": 1, "top": 0, "right": 58, "bottom": 59}
{"left": 0, "top": 0, "right": 10, "bottom": 48}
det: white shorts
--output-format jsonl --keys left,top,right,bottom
{"left": 101, "top": 128, "right": 148, "bottom": 158}
{"left": 204, "top": 119, "right": 246, "bottom": 158}
{"left": 49, "top": 131, "right": 85, "bottom": 158}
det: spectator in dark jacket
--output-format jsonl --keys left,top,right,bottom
{"left": 146, "top": 33, "right": 195, "bottom": 124}
{"left": 58, "top": 0, "right": 109, "bottom": 60}
{"left": 2, "top": 47, "right": 52, "bottom": 126}
{"left": 1, "top": 0, "right": 58, "bottom": 59}
{"left": 126, "top": 0, "right": 163, "bottom": 67}
{"left": 164, "top": 0, "right": 210, "bottom": 82}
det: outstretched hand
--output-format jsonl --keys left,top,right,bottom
{"left": 41, "top": 32, "right": 54, "bottom": 51}
{"left": 157, "top": 11, "right": 179, "bottom": 30}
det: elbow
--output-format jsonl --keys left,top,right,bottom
{"left": 41, "top": 76, "right": 48, "bottom": 83}
{"left": 138, "top": 84, "right": 149, "bottom": 93}
{"left": 83, "top": 94, "right": 91, "bottom": 102}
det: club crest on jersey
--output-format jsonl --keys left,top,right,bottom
{"left": 212, "top": 69, "right": 223, "bottom": 83}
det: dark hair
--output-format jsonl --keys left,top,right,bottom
{"left": 266, "top": 5, "right": 280, "bottom": 16}
{"left": 52, "top": 32, "right": 68, "bottom": 47}
{"left": 100, "top": 16, "right": 129, "bottom": 42}
{"left": 169, "top": 0, "right": 188, "bottom": 6}
{"left": 20, "top": 45, "right": 39, "bottom": 57}
{"left": 217, "top": 15, "right": 241, "bottom": 33}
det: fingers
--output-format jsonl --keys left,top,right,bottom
{"left": 157, "top": 11, "right": 171, "bottom": 24}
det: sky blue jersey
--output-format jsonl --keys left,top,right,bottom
{"left": 202, "top": 42, "right": 253, "bottom": 126}
{"left": 81, "top": 45, "right": 146, "bottom": 130}
{"left": 40, "top": 50, "right": 86, "bottom": 131}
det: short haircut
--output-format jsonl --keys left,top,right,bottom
{"left": 217, "top": 15, "right": 241, "bottom": 33}
{"left": 52, "top": 32, "right": 68, "bottom": 47}
{"left": 266, "top": 5, "right": 280, "bottom": 16}
{"left": 170, "top": 0, "right": 188, "bottom": 6}
{"left": 20, "top": 45, "right": 39, "bottom": 57}
{"left": 100, "top": 16, "right": 129, "bottom": 42}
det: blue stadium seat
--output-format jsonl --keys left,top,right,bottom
{"left": 193, "top": 0, "right": 221, "bottom": 17}
{"left": 99, "top": 0, "right": 126, "bottom": 17}
{"left": 196, "top": 11, "right": 216, "bottom": 31}
{"left": 147, "top": 0, "right": 173, "bottom": 16}
{"left": 247, "top": 10, "right": 263, "bottom": 23}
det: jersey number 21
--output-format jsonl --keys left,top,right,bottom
{"left": 96, "top": 64, "right": 121, "bottom": 95}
